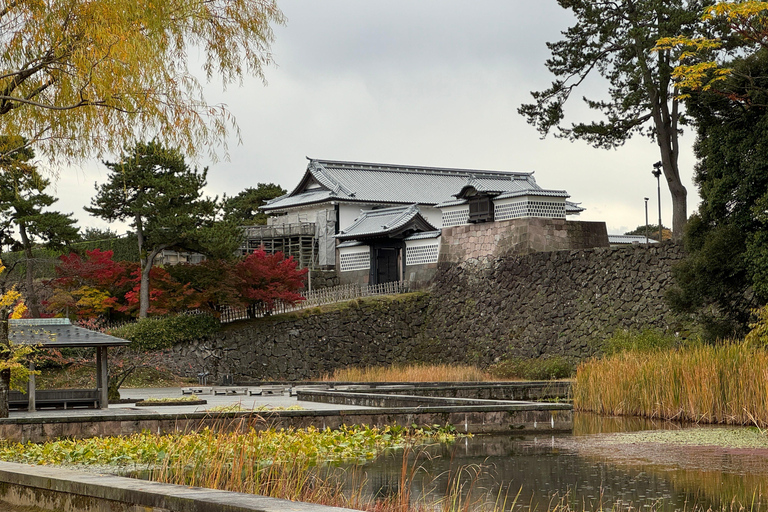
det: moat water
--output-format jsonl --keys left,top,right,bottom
{"left": 335, "top": 413, "right": 768, "bottom": 511}
{"left": 8, "top": 413, "right": 768, "bottom": 512}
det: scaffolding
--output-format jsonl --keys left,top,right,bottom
{"left": 240, "top": 222, "right": 318, "bottom": 269}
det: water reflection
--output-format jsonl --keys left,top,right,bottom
{"left": 336, "top": 414, "right": 768, "bottom": 511}
{"left": 573, "top": 412, "right": 692, "bottom": 436}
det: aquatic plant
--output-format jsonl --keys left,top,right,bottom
{"left": 574, "top": 341, "right": 768, "bottom": 426}
{"left": 0, "top": 424, "right": 454, "bottom": 468}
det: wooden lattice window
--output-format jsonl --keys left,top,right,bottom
{"left": 468, "top": 196, "right": 494, "bottom": 223}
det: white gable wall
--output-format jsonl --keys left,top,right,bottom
{"left": 339, "top": 203, "right": 369, "bottom": 230}
{"left": 340, "top": 203, "right": 443, "bottom": 231}
{"left": 417, "top": 206, "right": 443, "bottom": 229}
{"left": 267, "top": 205, "right": 331, "bottom": 226}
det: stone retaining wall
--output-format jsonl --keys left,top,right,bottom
{"left": 309, "top": 269, "right": 340, "bottom": 290}
{"left": 424, "top": 242, "right": 685, "bottom": 361}
{"left": 164, "top": 243, "right": 684, "bottom": 381}
{"left": 166, "top": 293, "right": 431, "bottom": 381}
{"left": 439, "top": 218, "right": 609, "bottom": 263}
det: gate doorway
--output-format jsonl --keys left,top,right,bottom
{"left": 370, "top": 244, "right": 401, "bottom": 285}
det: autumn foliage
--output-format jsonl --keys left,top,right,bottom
{"left": 46, "top": 249, "right": 307, "bottom": 320}
{"left": 235, "top": 250, "right": 307, "bottom": 318}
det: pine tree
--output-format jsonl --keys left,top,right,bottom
{"left": 86, "top": 141, "right": 240, "bottom": 318}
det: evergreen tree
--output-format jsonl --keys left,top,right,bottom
{"left": 624, "top": 224, "right": 672, "bottom": 241}
{"left": 0, "top": 137, "right": 80, "bottom": 316}
{"left": 519, "top": 0, "right": 714, "bottom": 239}
{"left": 223, "top": 184, "right": 286, "bottom": 226}
{"left": 667, "top": 49, "right": 768, "bottom": 340}
{"left": 86, "top": 141, "right": 240, "bottom": 318}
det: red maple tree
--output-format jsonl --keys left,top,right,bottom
{"left": 235, "top": 250, "right": 307, "bottom": 317}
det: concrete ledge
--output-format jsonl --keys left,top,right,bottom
{"left": 330, "top": 381, "right": 572, "bottom": 401}
{"left": 296, "top": 389, "right": 545, "bottom": 407}
{"left": 0, "top": 403, "right": 572, "bottom": 442}
{"left": 0, "top": 461, "right": 358, "bottom": 512}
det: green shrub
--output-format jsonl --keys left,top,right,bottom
{"left": 108, "top": 314, "right": 220, "bottom": 350}
{"left": 600, "top": 328, "right": 680, "bottom": 355}
{"left": 488, "top": 355, "right": 575, "bottom": 380}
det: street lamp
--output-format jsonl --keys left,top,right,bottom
{"left": 652, "top": 162, "right": 663, "bottom": 242}
{"left": 644, "top": 197, "right": 649, "bottom": 244}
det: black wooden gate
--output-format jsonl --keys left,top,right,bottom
{"left": 370, "top": 243, "right": 401, "bottom": 285}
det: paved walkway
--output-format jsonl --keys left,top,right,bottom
{"left": 9, "top": 386, "right": 370, "bottom": 419}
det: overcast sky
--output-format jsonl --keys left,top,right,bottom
{"left": 54, "top": 0, "right": 698, "bottom": 236}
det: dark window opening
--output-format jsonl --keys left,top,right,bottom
{"left": 468, "top": 196, "right": 494, "bottom": 223}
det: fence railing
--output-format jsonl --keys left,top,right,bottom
{"left": 218, "top": 280, "right": 411, "bottom": 323}
{"left": 241, "top": 222, "right": 316, "bottom": 239}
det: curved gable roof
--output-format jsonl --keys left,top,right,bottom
{"left": 335, "top": 204, "right": 437, "bottom": 241}
{"left": 263, "top": 158, "right": 552, "bottom": 212}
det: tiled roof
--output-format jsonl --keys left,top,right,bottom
{"left": 263, "top": 159, "right": 573, "bottom": 211}
{"left": 262, "top": 188, "right": 335, "bottom": 210}
{"left": 336, "top": 240, "right": 365, "bottom": 248}
{"left": 608, "top": 234, "right": 659, "bottom": 245}
{"left": 10, "top": 319, "right": 131, "bottom": 348}
{"left": 336, "top": 205, "right": 437, "bottom": 240}
{"left": 404, "top": 230, "right": 442, "bottom": 241}
{"left": 495, "top": 189, "right": 569, "bottom": 200}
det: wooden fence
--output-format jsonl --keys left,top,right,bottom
{"left": 218, "top": 280, "right": 410, "bottom": 323}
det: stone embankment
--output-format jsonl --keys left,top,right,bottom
{"left": 164, "top": 243, "right": 685, "bottom": 381}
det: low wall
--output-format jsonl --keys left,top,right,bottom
{"left": 0, "top": 404, "right": 571, "bottom": 443}
{"left": 335, "top": 381, "right": 572, "bottom": 401}
{"left": 0, "top": 461, "right": 357, "bottom": 512}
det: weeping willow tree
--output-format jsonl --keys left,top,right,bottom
{"left": 0, "top": 0, "right": 285, "bottom": 164}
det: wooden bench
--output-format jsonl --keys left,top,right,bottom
{"left": 9, "top": 389, "right": 100, "bottom": 410}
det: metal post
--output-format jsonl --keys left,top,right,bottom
{"left": 644, "top": 197, "right": 649, "bottom": 244}
{"left": 27, "top": 361, "right": 35, "bottom": 412}
{"left": 652, "top": 162, "right": 663, "bottom": 242}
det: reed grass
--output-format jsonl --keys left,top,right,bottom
{"left": 574, "top": 342, "right": 768, "bottom": 426}
{"left": 322, "top": 364, "right": 490, "bottom": 383}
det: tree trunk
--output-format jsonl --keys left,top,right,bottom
{"left": 667, "top": 170, "right": 688, "bottom": 241}
{"left": 139, "top": 246, "right": 165, "bottom": 319}
{"left": 139, "top": 256, "right": 152, "bottom": 319}
{"left": 0, "top": 311, "right": 10, "bottom": 418}
{"left": 17, "top": 222, "right": 40, "bottom": 317}
{"left": 638, "top": 40, "right": 688, "bottom": 241}
{"left": 655, "top": 123, "right": 687, "bottom": 241}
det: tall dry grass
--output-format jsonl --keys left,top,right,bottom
{"left": 322, "top": 364, "right": 491, "bottom": 383}
{"left": 574, "top": 342, "right": 768, "bottom": 426}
